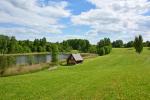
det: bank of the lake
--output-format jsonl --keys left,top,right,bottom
{"left": 0, "top": 53, "right": 97, "bottom": 76}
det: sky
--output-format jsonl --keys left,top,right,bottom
{"left": 0, "top": 0, "right": 150, "bottom": 44}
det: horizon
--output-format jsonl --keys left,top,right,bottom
{"left": 0, "top": 0, "right": 150, "bottom": 44}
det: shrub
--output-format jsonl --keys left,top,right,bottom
{"left": 134, "top": 35, "right": 143, "bottom": 54}
{"left": 7, "top": 56, "right": 16, "bottom": 66}
{"left": 97, "top": 38, "right": 112, "bottom": 56}
{"left": 0, "top": 56, "right": 15, "bottom": 75}
{"left": 89, "top": 45, "right": 97, "bottom": 53}
{"left": 104, "top": 46, "right": 111, "bottom": 54}
{"left": 97, "top": 47, "right": 105, "bottom": 56}
{"left": 0, "top": 56, "right": 7, "bottom": 74}
{"left": 28, "top": 55, "right": 34, "bottom": 65}
{"left": 51, "top": 44, "right": 59, "bottom": 64}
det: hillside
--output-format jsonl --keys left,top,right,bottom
{"left": 0, "top": 48, "right": 150, "bottom": 100}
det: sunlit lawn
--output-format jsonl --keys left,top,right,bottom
{"left": 0, "top": 48, "right": 150, "bottom": 100}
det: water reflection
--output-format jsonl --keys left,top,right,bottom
{"left": 15, "top": 54, "right": 69, "bottom": 65}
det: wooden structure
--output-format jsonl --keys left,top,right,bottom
{"left": 67, "top": 54, "right": 83, "bottom": 65}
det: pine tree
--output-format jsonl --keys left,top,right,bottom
{"left": 134, "top": 35, "right": 143, "bottom": 54}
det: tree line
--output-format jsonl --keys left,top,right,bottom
{"left": 0, "top": 35, "right": 91, "bottom": 54}
{"left": 0, "top": 35, "right": 150, "bottom": 55}
{"left": 112, "top": 40, "right": 150, "bottom": 48}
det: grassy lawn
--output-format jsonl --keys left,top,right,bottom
{"left": 0, "top": 48, "right": 150, "bottom": 100}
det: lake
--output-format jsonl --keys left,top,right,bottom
{"left": 12, "top": 53, "right": 69, "bottom": 66}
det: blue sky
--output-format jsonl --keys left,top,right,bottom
{"left": 0, "top": 0, "right": 150, "bottom": 44}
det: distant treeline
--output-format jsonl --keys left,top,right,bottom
{"left": 112, "top": 40, "right": 150, "bottom": 48}
{"left": 0, "top": 35, "right": 150, "bottom": 54}
{"left": 0, "top": 35, "right": 91, "bottom": 54}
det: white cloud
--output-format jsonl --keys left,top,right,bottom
{"left": 0, "top": 0, "right": 71, "bottom": 34}
{"left": 71, "top": 0, "right": 150, "bottom": 41}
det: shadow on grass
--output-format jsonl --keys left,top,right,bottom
{"left": 59, "top": 62, "right": 75, "bottom": 67}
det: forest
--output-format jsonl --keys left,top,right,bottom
{"left": 0, "top": 35, "right": 150, "bottom": 54}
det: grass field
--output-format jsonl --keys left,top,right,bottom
{"left": 0, "top": 48, "right": 150, "bottom": 100}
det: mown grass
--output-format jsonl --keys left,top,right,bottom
{"left": 0, "top": 48, "right": 150, "bottom": 100}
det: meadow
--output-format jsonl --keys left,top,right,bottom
{"left": 0, "top": 48, "right": 150, "bottom": 100}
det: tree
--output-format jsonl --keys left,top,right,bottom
{"left": 148, "top": 42, "right": 150, "bottom": 47}
{"left": 134, "top": 35, "right": 143, "bottom": 54}
{"left": 62, "top": 41, "right": 72, "bottom": 52}
{"left": 112, "top": 40, "right": 123, "bottom": 48}
{"left": 143, "top": 41, "right": 150, "bottom": 47}
{"left": 89, "top": 45, "right": 97, "bottom": 53}
{"left": 63, "top": 39, "right": 90, "bottom": 52}
{"left": 0, "top": 55, "right": 15, "bottom": 75}
{"left": 46, "top": 44, "right": 52, "bottom": 52}
{"left": 8, "top": 36, "right": 17, "bottom": 54}
{"left": 0, "top": 35, "right": 9, "bottom": 54}
{"left": 0, "top": 35, "right": 93, "bottom": 54}
{"left": 97, "top": 47, "right": 105, "bottom": 56}
{"left": 124, "top": 41, "right": 134, "bottom": 48}
{"left": 51, "top": 44, "right": 59, "bottom": 64}
{"left": 97, "top": 38, "right": 112, "bottom": 56}
{"left": 41, "top": 37, "right": 46, "bottom": 46}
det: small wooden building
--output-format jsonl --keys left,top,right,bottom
{"left": 67, "top": 54, "right": 83, "bottom": 65}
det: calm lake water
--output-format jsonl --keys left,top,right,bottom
{"left": 15, "top": 53, "right": 69, "bottom": 65}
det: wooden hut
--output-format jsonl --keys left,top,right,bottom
{"left": 67, "top": 54, "right": 83, "bottom": 65}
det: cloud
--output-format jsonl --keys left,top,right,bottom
{"left": 0, "top": 0, "right": 71, "bottom": 34}
{"left": 71, "top": 0, "right": 150, "bottom": 41}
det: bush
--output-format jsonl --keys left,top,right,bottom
{"left": 7, "top": 56, "right": 16, "bottom": 67}
{"left": 97, "top": 38, "right": 112, "bottom": 56}
{"left": 89, "top": 45, "right": 97, "bottom": 53}
{"left": 0, "top": 56, "right": 7, "bottom": 74}
{"left": 28, "top": 55, "right": 34, "bottom": 65}
{"left": 51, "top": 44, "right": 59, "bottom": 64}
{"left": 134, "top": 35, "right": 143, "bottom": 54}
{"left": 97, "top": 47, "right": 105, "bottom": 56}
{"left": 104, "top": 46, "right": 111, "bottom": 54}
{"left": 0, "top": 56, "right": 15, "bottom": 75}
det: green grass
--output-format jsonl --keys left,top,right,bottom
{"left": 0, "top": 48, "right": 150, "bottom": 100}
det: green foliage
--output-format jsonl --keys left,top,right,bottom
{"left": 89, "top": 45, "right": 97, "bottom": 53}
{"left": 148, "top": 42, "right": 150, "bottom": 47}
{"left": 8, "top": 36, "right": 17, "bottom": 54}
{"left": 143, "top": 41, "right": 150, "bottom": 47}
{"left": 0, "top": 56, "right": 8, "bottom": 74}
{"left": 0, "top": 35, "right": 52, "bottom": 54}
{"left": 134, "top": 35, "right": 143, "bottom": 54}
{"left": 0, "top": 56, "right": 15, "bottom": 75}
{"left": 124, "top": 41, "right": 134, "bottom": 48}
{"left": 97, "top": 38, "right": 112, "bottom": 56}
{"left": 61, "top": 41, "right": 72, "bottom": 52}
{"left": 0, "top": 35, "right": 9, "bottom": 54}
{"left": 46, "top": 45, "right": 52, "bottom": 52}
{"left": 104, "top": 46, "right": 111, "bottom": 54}
{"left": 0, "top": 35, "right": 92, "bottom": 54}
{"left": 97, "top": 47, "right": 105, "bottom": 56}
{"left": 63, "top": 39, "right": 90, "bottom": 53}
{"left": 28, "top": 55, "right": 34, "bottom": 65}
{"left": 112, "top": 40, "right": 123, "bottom": 48}
{"left": 51, "top": 44, "right": 59, "bottom": 64}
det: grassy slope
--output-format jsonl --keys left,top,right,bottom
{"left": 0, "top": 48, "right": 150, "bottom": 100}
